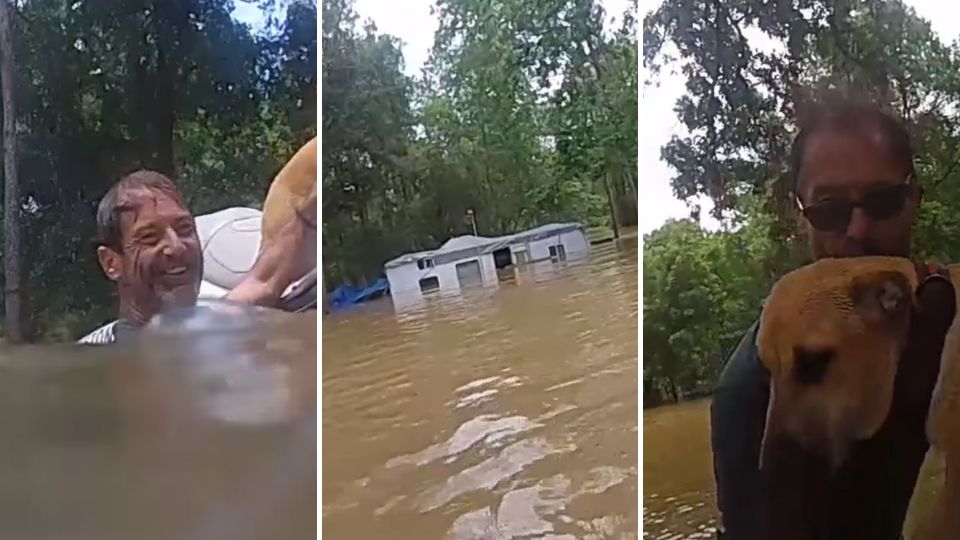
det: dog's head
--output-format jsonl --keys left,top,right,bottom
{"left": 757, "top": 257, "right": 919, "bottom": 471}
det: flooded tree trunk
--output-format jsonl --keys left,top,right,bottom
{"left": 667, "top": 379, "right": 680, "bottom": 404}
{"left": 602, "top": 170, "right": 620, "bottom": 239}
{"left": 0, "top": 0, "right": 22, "bottom": 343}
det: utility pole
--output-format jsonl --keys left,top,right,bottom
{"left": 466, "top": 209, "right": 478, "bottom": 236}
{"left": 0, "top": 0, "right": 22, "bottom": 343}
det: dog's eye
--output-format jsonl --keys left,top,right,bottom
{"left": 792, "top": 347, "right": 835, "bottom": 385}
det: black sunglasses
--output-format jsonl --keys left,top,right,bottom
{"left": 796, "top": 175, "right": 917, "bottom": 232}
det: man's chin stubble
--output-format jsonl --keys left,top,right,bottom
{"left": 155, "top": 284, "right": 200, "bottom": 309}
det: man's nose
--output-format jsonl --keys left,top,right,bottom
{"left": 160, "top": 228, "right": 187, "bottom": 257}
{"left": 845, "top": 207, "right": 871, "bottom": 241}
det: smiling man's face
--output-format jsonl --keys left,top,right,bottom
{"left": 98, "top": 185, "right": 203, "bottom": 323}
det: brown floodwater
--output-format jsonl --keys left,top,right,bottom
{"left": 642, "top": 399, "right": 943, "bottom": 540}
{"left": 0, "top": 304, "right": 317, "bottom": 540}
{"left": 322, "top": 238, "right": 639, "bottom": 539}
{"left": 642, "top": 400, "right": 718, "bottom": 540}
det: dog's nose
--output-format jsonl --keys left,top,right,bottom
{"left": 851, "top": 271, "right": 911, "bottom": 323}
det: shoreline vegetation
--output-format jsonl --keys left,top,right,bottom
{"left": 643, "top": 387, "right": 714, "bottom": 410}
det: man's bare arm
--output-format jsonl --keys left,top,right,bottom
{"left": 226, "top": 193, "right": 316, "bottom": 307}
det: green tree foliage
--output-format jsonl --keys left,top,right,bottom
{"left": 642, "top": 198, "right": 801, "bottom": 405}
{"left": 321, "top": 0, "right": 638, "bottom": 286}
{"left": 643, "top": 219, "right": 724, "bottom": 404}
{"left": 643, "top": 0, "right": 960, "bottom": 403}
{"left": 1, "top": 0, "right": 316, "bottom": 341}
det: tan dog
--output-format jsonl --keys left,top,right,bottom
{"left": 758, "top": 257, "right": 916, "bottom": 468}
{"left": 260, "top": 136, "right": 317, "bottom": 281}
{"left": 758, "top": 257, "right": 960, "bottom": 538}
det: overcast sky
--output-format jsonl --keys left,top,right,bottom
{"left": 232, "top": 0, "right": 266, "bottom": 30}
{"left": 354, "top": 0, "right": 634, "bottom": 78}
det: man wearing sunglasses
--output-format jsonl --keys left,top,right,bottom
{"left": 710, "top": 100, "right": 957, "bottom": 539}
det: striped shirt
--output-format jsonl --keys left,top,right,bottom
{"left": 77, "top": 319, "right": 139, "bottom": 345}
{"left": 77, "top": 321, "right": 119, "bottom": 345}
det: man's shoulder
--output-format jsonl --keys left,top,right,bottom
{"left": 724, "top": 319, "right": 761, "bottom": 362}
{"left": 77, "top": 320, "right": 118, "bottom": 345}
{"left": 716, "top": 318, "right": 766, "bottom": 391}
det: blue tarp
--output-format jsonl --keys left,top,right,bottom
{"left": 327, "top": 278, "right": 390, "bottom": 310}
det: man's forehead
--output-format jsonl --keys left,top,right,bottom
{"left": 804, "top": 128, "right": 890, "bottom": 165}
{"left": 800, "top": 129, "right": 906, "bottom": 194}
{"left": 117, "top": 186, "right": 188, "bottom": 213}
{"left": 116, "top": 186, "right": 191, "bottom": 233}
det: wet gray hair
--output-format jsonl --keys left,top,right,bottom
{"left": 95, "top": 170, "right": 185, "bottom": 251}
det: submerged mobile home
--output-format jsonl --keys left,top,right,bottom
{"left": 383, "top": 222, "right": 589, "bottom": 299}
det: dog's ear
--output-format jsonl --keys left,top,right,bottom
{"left": 759, "top": 357, "right": 850, "bottom": 472}
{"left": 761, "top": 345, "right": 837, "bottom": 467}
